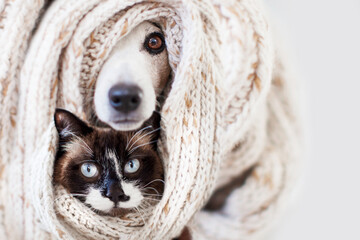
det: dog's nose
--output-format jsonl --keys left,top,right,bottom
{"left": 105, "top": 180, "right": 130, "bottom": 203}
{"left": 108, "top": 84, "right": 143, "bottom": 113}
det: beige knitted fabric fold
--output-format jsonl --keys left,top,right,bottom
{"left": 0, "top": 0, "right": 300, "bottom": 239}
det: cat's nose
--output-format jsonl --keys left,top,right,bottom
{"left": 105, "top": 181, "right": 130, "bottom": 203}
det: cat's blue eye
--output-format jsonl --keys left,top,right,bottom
{"left": 124, "top": 159, "right": 140, "bottom": 174}
{"left": 80, "top": 163, "right": 98, "bottom": 178}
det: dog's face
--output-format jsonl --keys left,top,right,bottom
{"left": 95, "top": 21, "right": 170, "bottom": 131}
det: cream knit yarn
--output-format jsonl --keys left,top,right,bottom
{"left": 0, "top": 0, "right": 301, "bottom": 239}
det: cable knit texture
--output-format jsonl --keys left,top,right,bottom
{"left": 0, "top": 0, "right": 301, "bottom": 239}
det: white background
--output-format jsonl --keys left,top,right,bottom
{"left": 264, "top": 0, "right": 360, "bottom": 239}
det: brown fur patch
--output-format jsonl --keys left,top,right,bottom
{"left": 204, "top": 165, "right": 256, "bottom": 211}
{"left": 53, "top": 109, "right": 164, "bottom": 216}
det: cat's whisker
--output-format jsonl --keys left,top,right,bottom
{"left": 142, "top": 179, "right": 165, "bottom": 188}
{"left": 75, "top": 137, "right": 94, "bottom": 156}
{"left": 126, "top": 125, "right": 152, "bottom": 150}
{"left": 134, "top": 207, "right": 146, "bottom": 225}
{"left": 141, "top": 186, "right": 160, "bottom": 196}
{"left": 127, "top": 127, "right": 161, "bottom": 153}
{"left": 140, "top": 188, "right": 163, "bottom": 196}
{"left": 142, "top": 197, "right": 161, "bottom": 202}
{"left": 63, "top": 130, "right": 93, "bottom": 156}
{"left": 137, "top": 203, "right": 153, "bottom": 215}
{"left": 137, "top": 205, "right": 151, "bottom": 214}
{"left": 128, "top": 140, "right": 158, "bottom": 155}
{"left": 142, "top": 193, "right": 163, "bottom": 197}
{"left": 126, "top": 135, "right": 129, "bottom": 149}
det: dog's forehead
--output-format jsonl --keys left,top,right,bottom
{"left": 117, "top": 21, "right": 161, "bottom": 45}
{"left": 135, "top": 21, "right": 161, "bottom": 34}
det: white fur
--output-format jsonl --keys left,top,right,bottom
{"left": 120, "top": 181, "right": 144, "bottom": 209}
{"left": 105, "top": 148, "right": 122, "bottom": 179}
{"left": 85, "top": 188, "right": 114, "bottom": 212}
{"left": 95, "top": 21, "right": 167, "bottom": 131}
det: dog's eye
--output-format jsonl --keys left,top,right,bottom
{"left": 148, "top": 36, "right": 162, "bottom": 49}
{"left": 144, "top": 32, "right": 165, "bottom": 54}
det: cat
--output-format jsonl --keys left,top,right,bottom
{"left": 53, "top": 109, "right": 164, "bottom": 217}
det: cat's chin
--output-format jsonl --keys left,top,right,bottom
{"left": 99, "top": 207, "right": 133, "bottom": 217}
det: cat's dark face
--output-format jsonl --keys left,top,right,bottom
{"left": 53, "top": 109, "right": 164, "bottom": 216}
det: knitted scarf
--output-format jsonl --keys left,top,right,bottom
{"left": 0, "top": 0, "right": 301, "bottom": 239}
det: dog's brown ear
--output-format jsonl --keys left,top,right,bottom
{"left": 54, "top": 108, "right": 92, "bottom": 139}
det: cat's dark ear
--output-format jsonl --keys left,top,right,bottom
{"left": 54, "top": 108, "right": 92, "bottom": 139}
{"left": 142, "top": 111, "right": 161, "bottom": 148}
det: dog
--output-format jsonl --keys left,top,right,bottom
{"left": 94, "top": 21, "right": 171, "bottom": 131}
{"left": 94, "top": 21, "right": 191, "bottom": 240}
